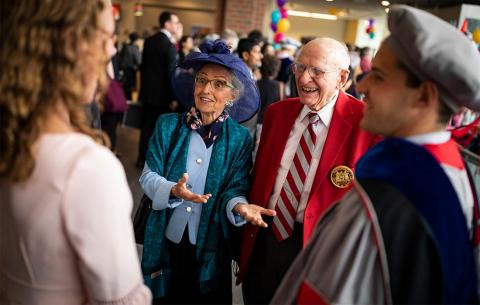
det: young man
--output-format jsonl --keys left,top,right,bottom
{"left": 237, "top": 38, "right": 263, "bottom": 139}
{"left": 237, "top": 38, "right": 263, "bottom": 79}
{"left": 271, "top": 5, "right": 480, "bottom": 304}
{"left": 236, "top": 37, "right": 378, "bottom": 304}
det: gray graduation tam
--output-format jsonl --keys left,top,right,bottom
{"left": 384, "top": 5, "right": 480, "bottom": 112}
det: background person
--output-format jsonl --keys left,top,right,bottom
{"left": 119, "top": 32, "right": 142, "bottom": 100}
{"left": 256, "top": 54, "right": 283, "bottom": 149}
{"left": 178, "top": 35, "right": 194, "bottom": 65}
{"left": 237, "top": 38, "right": 263, "bottom": 140}
{"left": 137, "top": 11, "right": 181, "bottom": 168}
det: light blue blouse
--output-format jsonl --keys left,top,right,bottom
{"left": 139, "top": 131, "right": 246, "bottom": 245}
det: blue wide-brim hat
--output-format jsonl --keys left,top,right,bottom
{"left": 171, "top": 39, "right": 259, "bottom": 123}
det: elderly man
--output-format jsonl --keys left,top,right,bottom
{"left": 235, "top": 37, "right": 378, "bottom": 305}
{"left": 271, "top": 5, "right": 480, "bottom": 305}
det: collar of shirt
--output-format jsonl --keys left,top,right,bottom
{"left": 277, "top": 52, "right": 292, "bottom": 59}
{"left": 160, "top": 29, "right": 173, "bottom": 41}
{"left": 247, "top": 68, "right": 254, "bottom": 80}
{"left": 299, "top": 90, "right": 338, "bottom": 128}
{"left": 406, "top": 130, "right": 451, "bottom": 146}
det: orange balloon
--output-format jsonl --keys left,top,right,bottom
{"left": 473, "top": 28, "right": 480, "bottom": 44}
{"left": 277, "top": 18, "right": 290, "bottom": 33}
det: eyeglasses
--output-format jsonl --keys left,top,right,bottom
{"left": 291, "top": 62, "right": 340, "bottom": 79}
{"left": 195, "top": 76, "right": 235, "bottom": 91}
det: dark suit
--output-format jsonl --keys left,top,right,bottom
{"left": 137, "top": 31, "right": 177, "bottom": 165}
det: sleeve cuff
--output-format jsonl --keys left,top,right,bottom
{"left": 152, "top": 180, "right": 183, "bottom": 210}
{"left": 226, "top": 197, "right": 247, "bottom": 227}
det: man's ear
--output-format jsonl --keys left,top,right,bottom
{"left": 241, "top": 51, "right": 250, "bottom": 62}
{"left": 337, "top": 69, "right": 350, "bottom": 89}
{"left": 416, "top": 80, "right": 439, "bottom": 110}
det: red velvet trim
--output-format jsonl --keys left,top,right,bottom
{"left": 297, "top": 281, "right": 329, "bottom": 305}
{"left": 423, "top": 139, "right": 464, "bottom": 169}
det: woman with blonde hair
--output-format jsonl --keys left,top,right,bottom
{"left": 0, "top": 1, "right": 151, "bottom": 304}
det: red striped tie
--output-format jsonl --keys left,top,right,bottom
{"left": 272, "top": 112, "right": 319, "bottom": 241}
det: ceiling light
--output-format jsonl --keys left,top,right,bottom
{"left": 381, "top": 1, "right": 390, "bottom": 6}
{"left": 385, "top": 7, "right": 390, "bottom": 13}
{"left": 288, "top": 10, "right": 338, "bottom": 20}
{"left": 326, "top": 0, "right": 334, "bottom": 2}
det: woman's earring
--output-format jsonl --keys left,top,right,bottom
{"left": 226, "top": 101, "right": 233, "bottom": 107}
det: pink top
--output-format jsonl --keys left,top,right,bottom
{"left": 0, "top": 133, "right": 151, "bottom": 305}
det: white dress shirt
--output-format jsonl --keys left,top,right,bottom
{"left": 267, "top": 91, "right": 338, "bottom": 222}
{"left": 160, "top": 29, "right": 175, "bottom": 43}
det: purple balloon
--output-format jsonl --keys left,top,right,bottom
{"left": 280, "top": 7, "right": 288, "bottom": 18}
{"left": 368, "top": 18, "right": 374, "bottom": 25}
{"left": 276, "top": 0, "right": 287, "bottom": 7}
{"left": 270, "top": 22, "right": 277, "bottom": 32}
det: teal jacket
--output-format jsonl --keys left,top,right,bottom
{"left": 141, "top": 113, "right": 252, "bottom": 298}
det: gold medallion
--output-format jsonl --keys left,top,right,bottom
{"left": 330, "top": 165, "right": 354, "bottom": 188}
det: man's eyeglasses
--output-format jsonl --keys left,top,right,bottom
{"left": 291, "top": 62, "right": 340, "bottom": 79}
{"left": 195, "top": 76, "right": 235, "bottom": 91}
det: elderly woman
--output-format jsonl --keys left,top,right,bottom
{"left": 0, "top": 1, "right": 150, "bottom": 304}
{"left": 139, "top": 40, "right": 275, "bottom": 303}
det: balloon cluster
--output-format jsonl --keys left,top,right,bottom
{"left": 365, "top": 18, "right": 375, "bottom": 39}
{"left": 270, "top": 0, "right": 290, "bottom": 44}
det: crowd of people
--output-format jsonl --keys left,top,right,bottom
{"left": 105, "top": 12, "right": 379, "bottom": 162}
{"left": 2, "top": 1, "right": 480, "bottom": 305}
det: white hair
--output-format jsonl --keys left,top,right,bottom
{"left": 298, "top": 37, "right": 350, "bottom": 70}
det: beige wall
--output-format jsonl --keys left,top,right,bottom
{"left": 344, "top": 20, "right": 358, "bottom": 44}
{"left": 137, "top": 6, "right": 215, "bottom": 36}
{"left": 287, "top": 16, "right": 347, "bottom": 42}
{"left": 114, "top": 0, "right": 399, "bottom": 47}
{"left": 115, "top": 0, "right": 217, "bottom": 40}
{"left": 427, "top": 5, "right": 462, "bottom": 26}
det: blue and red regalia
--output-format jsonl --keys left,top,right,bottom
{"left": 271, "top": 138, "right": 479, "bottom": 305}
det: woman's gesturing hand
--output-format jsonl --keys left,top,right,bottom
{"left": 234, "top": 203, "right": 276, "bottom": 228}
{"left": 171, "top": 173, "right": 212, "bottom": 203}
